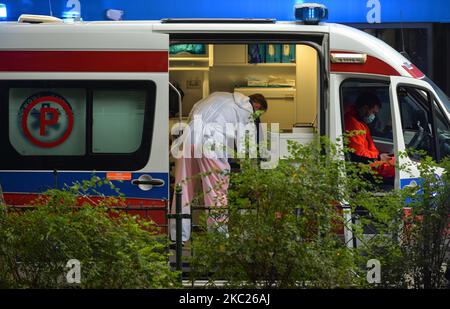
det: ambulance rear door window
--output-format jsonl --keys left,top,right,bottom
{"left": 92, "top": 90, "right": 146, "bottom": 154}
{"left": 1, "top": 80, "right": 156, "bottom": 171}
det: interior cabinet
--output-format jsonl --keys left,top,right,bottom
{"left": 169, "top": 44, "right": 214, "bottom": 68}
{"left": 214, "top": 44, "right": 296, "bottom": 67}
{"left": 234, "top": 87, "right": 296, "bottom": 130}
{"left": 213, "top": 45, "right": 248, "bottom": 65}
{"left": 169, "top": 45, "right": 213, "bottom": 116}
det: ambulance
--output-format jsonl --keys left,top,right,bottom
{"left": 0, "top": 4, "right": 449, "bottom": 232}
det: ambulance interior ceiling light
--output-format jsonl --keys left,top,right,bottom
{"left": 294, "top": 3, "right": 328, "bottom": 25}
{"left": 0, "top": 3, "right": 7, "bottom": 19}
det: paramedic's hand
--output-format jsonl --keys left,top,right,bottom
{"left": 379, "top": 153, "right": 394, "bottom": 163}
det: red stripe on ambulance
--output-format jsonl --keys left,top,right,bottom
{"left": 331, "top": 54, "right": 400, "bottom": 76}
{"left": 3, "top": 193, "right": 167, "bottom": 233}
{"left": 402, "top": 63, "right": 425, "bottom": 79}
{"left": 0, "top": 51, "right": 168, "bottom": 72}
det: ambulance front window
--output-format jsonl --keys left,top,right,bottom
{"left": 341, "top": 80, "right": 393, "bottom": 154}
{"left": 424, "top": 77, "right": 450, "bottom": 113}
{"left": 341, "top": 79, "right": 395, "bottom": 190}
{"left": 398, "top": 86, "right": 435, "bottom": 161}
{"left": 8, "top": 88, "right": 86, "bottom": 156}
{"left": 433, "top": 100, "right": 450, "bottom": 160}
{"left": 367, "top": 88, "right": 393, "bottom": 142}
{"left": 92, "top": 90, "right": 146, "bottom": 153}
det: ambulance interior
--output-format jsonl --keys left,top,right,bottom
{"left": 168, "top": 43, "right": 319, "bottom": 159}
{"left": 167, "top": 42, "right": 320, "bottom": 225}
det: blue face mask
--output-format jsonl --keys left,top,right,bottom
{"left": 363, "top": 113, "right": 376, "bottom": 124}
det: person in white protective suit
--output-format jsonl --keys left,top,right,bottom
{"left": 170, "top": 92, "right": 268, "bottom": 241}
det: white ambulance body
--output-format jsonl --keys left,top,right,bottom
{"left": 0, "top": 15, "right": 449, "bottom": 228}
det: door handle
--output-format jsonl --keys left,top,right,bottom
{"left": 131, "top": 175, "right": 165, "bottom": 191}
{"left": 132, "top": 179, "right": 165, "bottom": 186}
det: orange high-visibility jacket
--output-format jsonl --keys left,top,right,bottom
{"left": 344, "top": 105, "right": 379, "bottom": 159}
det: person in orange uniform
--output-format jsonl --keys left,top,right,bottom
{"left": 344, "top": 92, "right": 395, "bottom": 181}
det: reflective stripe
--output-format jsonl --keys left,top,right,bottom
{"left": 0, "top": 51, "right": 168, "bottom": 72}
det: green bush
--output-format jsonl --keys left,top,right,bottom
{"left": 356, "top": 156, "right": 450, "bottom": 288}
{"left": 189, "top": 138, "right": 374, "bottom": 288}
{"left": 0, "top": 177, "right": 179, "bottom": 289}
{"left": 189, "top": 137, "right": 450, "bottom": 288}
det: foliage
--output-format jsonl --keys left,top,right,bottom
{"left": 189, "top": 136, "right": 450, "bottom": 288}
{"left": 357, "top": 156, "right": 450, "bottom": 288}
{"left": 190, "top": 137, "right": 372, "bottom": 288}
{"left": 0, "top": 177, "right": 179, "bottom": 289}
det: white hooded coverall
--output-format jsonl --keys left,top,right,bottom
{"left": 170, "top": 92, "right": 255, "bottom": 241}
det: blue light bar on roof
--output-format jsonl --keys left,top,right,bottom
{"left": 0, "top": 3, "right": 7, "bottom": 19}
{"left": 62, "top": 10, "right": 81, "bottom": 22}
{"left": 294, "top": 3, "right": 328, "bottom": 25}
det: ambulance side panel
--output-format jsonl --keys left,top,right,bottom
{"left": 0, "top": 24, "right": 170, "bottom": 229}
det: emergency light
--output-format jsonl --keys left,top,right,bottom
{"left": 0, "top": 3, "right": 7, "bottom": 19}
{"left": 294, "top": 3, "right": 328, "bottom": 25}
{"left": 63, "top": 10, "right": 81, "bottom": 22}
{"left": 330, "top": 53, "right": 367, "bottom": 64}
